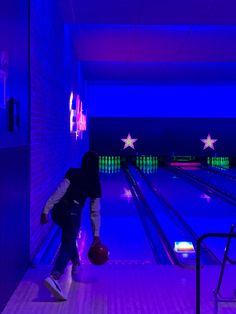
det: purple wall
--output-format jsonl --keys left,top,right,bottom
{"left": 30, "top": 1, "right": 88, "bottom": 258}
{"left": 0, "top": 1, "right": 29, "bottom": 312}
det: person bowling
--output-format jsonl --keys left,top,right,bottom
{"left": 40, "top": 151, "right": 102, "bottom": 301}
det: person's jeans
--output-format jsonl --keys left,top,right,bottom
{"left": 51, "top": 202, "right": 82, "bottom": 276}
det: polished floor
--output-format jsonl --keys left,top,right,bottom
{"left": 3, "top": 263, "right": 236, "bottom": 314}
{"left": 2, "top": 167, "right": 236, "bottom": 314}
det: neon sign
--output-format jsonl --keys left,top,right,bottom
{"left": 69, "top": 92, "right": 87, "bottom": 140}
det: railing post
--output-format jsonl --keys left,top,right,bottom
{"left": 196, "top": 232, "right": 236, "bottom": 314}
{"left": 196, "top": 237, "right": 202, "bottom": 314}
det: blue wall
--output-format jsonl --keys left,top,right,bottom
{"left": 0, "top": 147, "right": 30, "bottom": 312}
{"left": 0, "top": 1, "right": 29, "bottom": 312}
{"left": 0, "top": 1, "right": 29, "bottom": 147}
{"left": 90, "top": 117, "right": 236, "bottom": 156}
{"left": 88, "top": 82, "right": 236, "bottom": 118}
{"left": 88, "top": 82, "right": 236, "bottom": 156}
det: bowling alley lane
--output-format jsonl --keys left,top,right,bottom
{"left": 79, "top": 170, "right": 156, "bottom": 264}
{"left": 183, "top": 167, "right": 236, "bottom": 198}
{"left": 142, "top": 166, "right": 236, "bottom": 262}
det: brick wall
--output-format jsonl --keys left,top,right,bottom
{"left": 30, "top": 1, "right": 88, "bottom": 258}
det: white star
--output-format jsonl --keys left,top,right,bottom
{"left": 200, "top": 134, "right": 218, "bottom": 150}
{"left": 121, "top": 133, "right": 138, "bottom": 149}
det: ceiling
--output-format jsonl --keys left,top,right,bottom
{"left": 60, "top": 0, "right": 236, "bottom": 83}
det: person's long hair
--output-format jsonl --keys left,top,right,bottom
{"left": 81, "top": 151, "right": 99, "bottom": 180}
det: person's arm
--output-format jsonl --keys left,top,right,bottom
{"left": 40, "top": 178, "right": 70, "bottom": 224}
{"left": 90, "top": 198, "right": 101, "bottom": 245}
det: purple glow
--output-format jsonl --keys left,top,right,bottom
{"left": 170, "top": 162, "right": 201, "bottom": 167}
{"left": 74, "top": 25, "right": 236, "bottom": 63}
{"left": 121, "top": 188, "right": 133, "bottom": 199}
{"left": 77, "top": 230, "right": 87, "bottom": 261}
{"left": 180, "top": 166, "right": 201, "bottom": 170}
{"left": 200, "top": 193, "right": 211, "bottom": 203}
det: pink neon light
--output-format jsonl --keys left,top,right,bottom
{"left": 76, "top": 101, "right": 87, "bottom": 132}
{"left": 69, "top": 92, "right": 74, "bottom": 132}
{"left": 78, "top": 113, "right": 86, "bottom": 131}
{"left": 69, "top": 92, "right": 87, "bottom": 139}
{"left": 179, "top": 166, "right": 201, "bottom": 170}
{"left": 170, "top": 162, "right": 201, "bottom": 167}
{"left": 76, "top": 95, "right": 80, "bottom": 111}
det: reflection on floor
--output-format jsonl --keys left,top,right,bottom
{"left": 2, "top": 263, "right": 236, "bottom": 314}
{"left": 4, "top": 168, "right": 236, "bottom": 314}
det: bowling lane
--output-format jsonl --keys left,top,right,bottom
{"left": 183, "top": 167, "right": 236, "bottom": 198}
{"left": 223, "top": 167, "right": 236, "bottom": 175}
{"left": 143, "top": 167, "right": 236, "bottom": 261}
{"left": 80, "top": 171, "right": 156, "bottom": 264}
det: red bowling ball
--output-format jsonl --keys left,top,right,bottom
{"left": 88, "top": 243, "right": 109, "bottom": 265}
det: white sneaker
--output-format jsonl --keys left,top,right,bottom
{"left": 44, "top": 276, "right": 67, "bottom": 301}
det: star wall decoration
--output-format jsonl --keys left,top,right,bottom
{"left": 200, "top": 134, "right": 218, "bottom": 150}
{"left": 121, "top": 133, "right": 138, "bottom": 149}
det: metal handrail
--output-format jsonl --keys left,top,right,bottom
{"left": 196, "top": 232, "right": 236, "bottom": 314}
